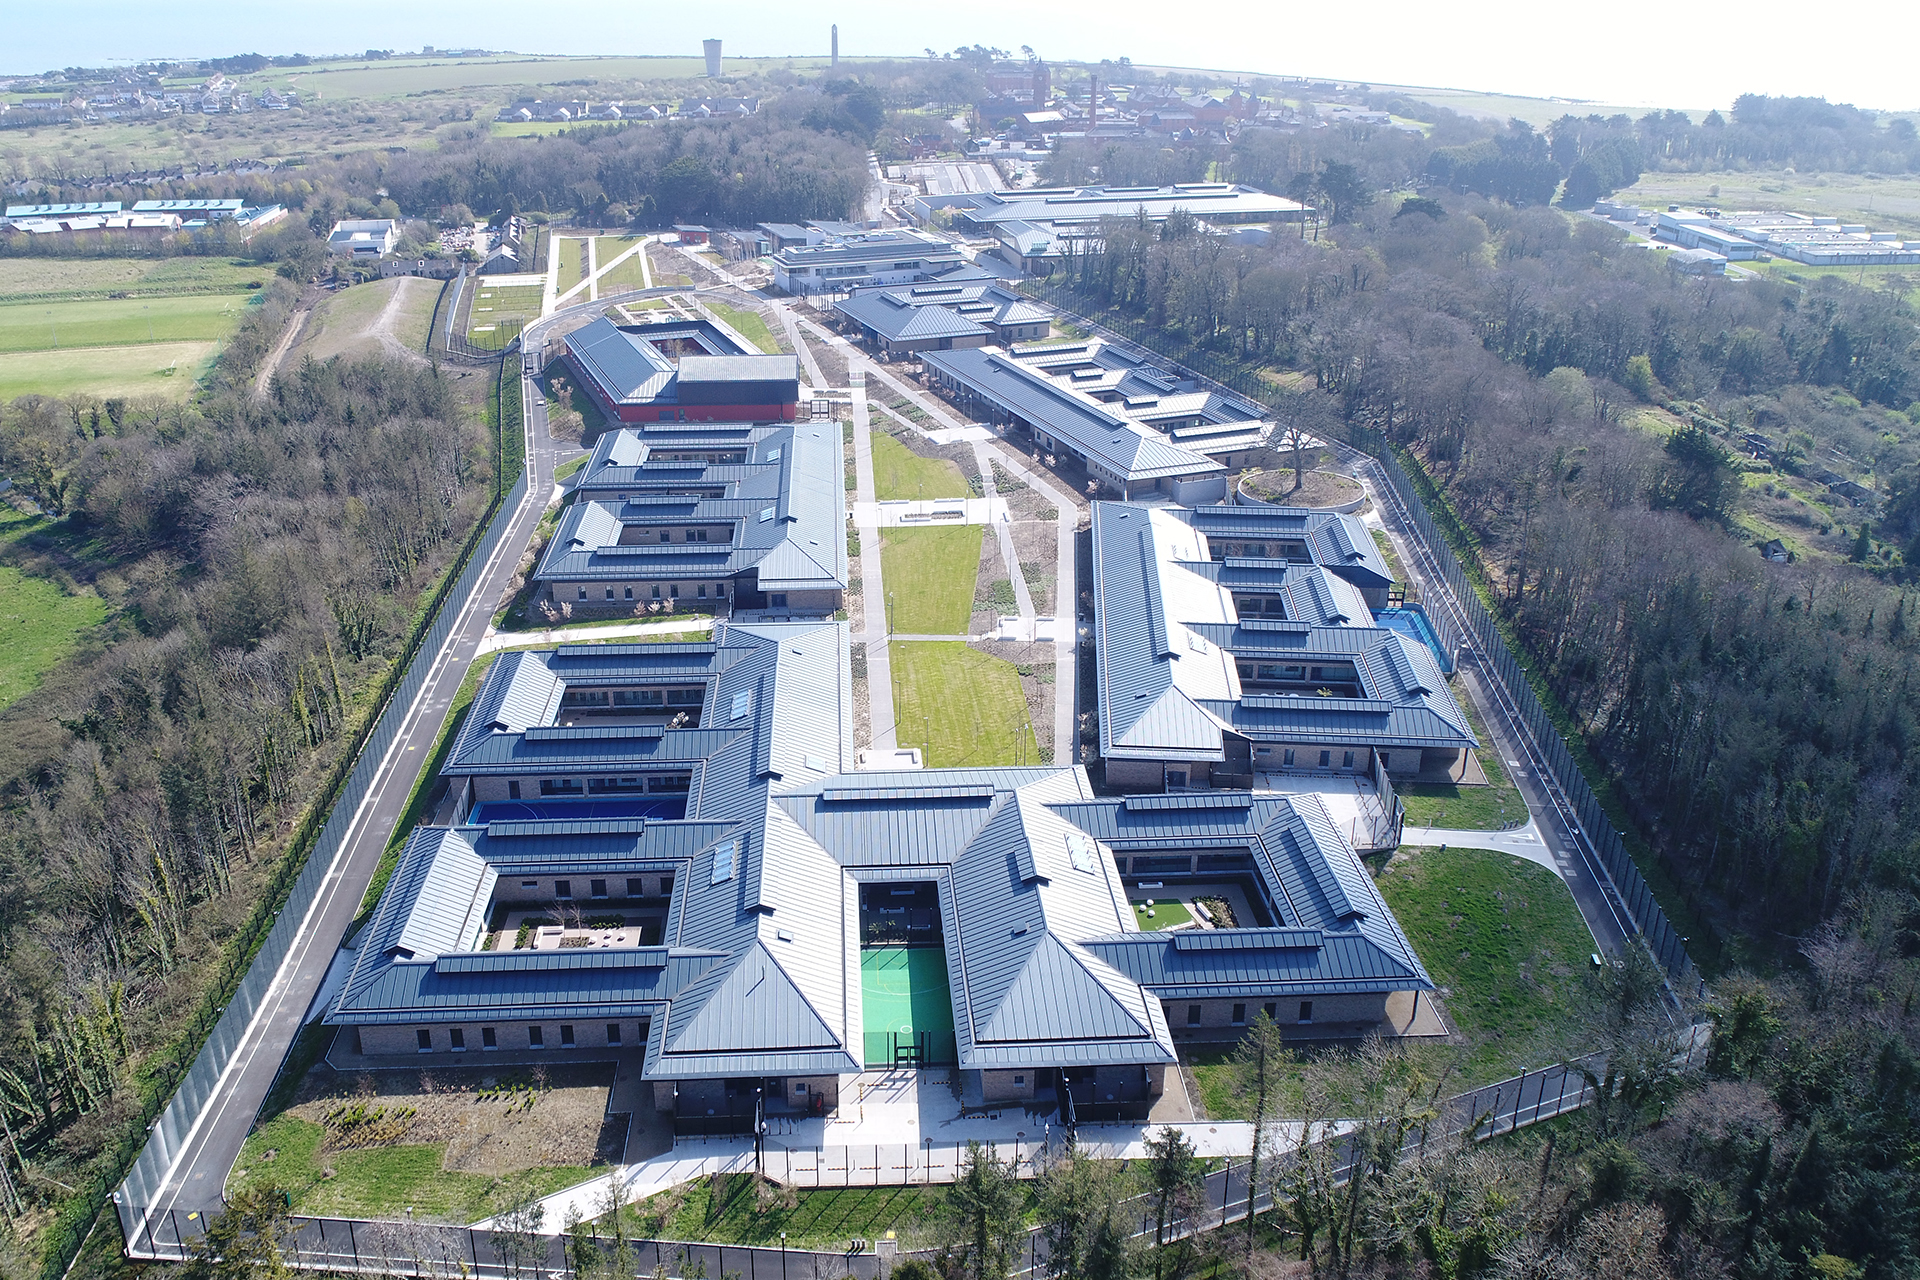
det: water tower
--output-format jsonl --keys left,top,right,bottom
{"left": 703, "top": 39, "right": 723, "bottom": 78}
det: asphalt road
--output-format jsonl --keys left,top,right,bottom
{"left": 137, "top": 336, "right": 561, "bottom": 1222}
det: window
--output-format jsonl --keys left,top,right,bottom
{"left": 554, "top": 880, "right": 572, "bottom": 899}
{"left": 521, "top": 880, "right": 537, "bottom": 889}
{"left": 508, "top": 780, "right": 521, "bottom": 799}
{"left": 416, "top": 1029, "right": 433, "bottom": 1053}
{"left": 541, "top": 777, "right": 583, "bottom": 795}
{"left": 651, "top": 585, "right": 661, "bottom": 599}
{"left": 528, "top": 1026, "right": 544, "bottom": 1048}
{"left": 624, "top": 587, "right": 634, "bottom": 600}
{"left": 1298, "top": 1001, "right": 1314, "bottom": 1024}
{"left": 1379, "top": 752, "right": 1390, "bottom": 770}
{"left": 1231, "top": 1004, "right": 1247, "bottom": 1026}
{"left": 1263, "top": 1002, "right": 1277, "bottom": 1022}
{"left": 482, "top": 1026, "right": 497, "bottom": 1050}
{"left": 450, "top": 1028, "right": 466, "bottom": 1052}
{"left": 627, "top": 877, "right": 644, "bottom": 898}
{"left": 1013, "top": 1074, "right": 1025, "bottom": 1086}
{"left": 1283, "top": 749, "right": 1295, "bottom": 767}
{"left": 577, "top": 587, "right": 587, "bottom": 601}
{"left": 669, "top": 584, "right": 679, "bottom": 598}
{"left": 590, "top": 879, "right": 607, "bottom": 899}
{"left": 606, "top": 587, "right": 615, "bottom": 600}
{"left": 607, "top": 1023, "right": 622, "bottom": 1045}
{"left": 660, "top": 874, "right": 674, "bottom": 897}
{"left": 560, "top": 1024, "right": 576, "bottom": 1048}
{"left": 1318, "top": 750, "right": 1331, "bottom": 768}
{"left": 697, "top": 585, "right": 707, "bottom": 598}
{"left": 771, "top": 593, "right": 788, "bottom": 608}
{"left": 1186, "top": 1004, "right": 1203, "bottom": 1026}
{"left": 1343, "top": 751, "right": 1355, "bottom": 769}
{"left": 659, "top": 530, "right": 671, "bottom": 543}
{"left": 715, "top": 583, "right": 726, "bottom": 598}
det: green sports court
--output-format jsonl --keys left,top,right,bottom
{"left": 860, "top": 947, "right": 956, "bottom": 1067}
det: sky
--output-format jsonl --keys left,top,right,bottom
{"left": 6, "top": 0, "right": 1911, "bottom": 116}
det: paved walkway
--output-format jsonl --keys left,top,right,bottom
{"left": 476, "top": 617, "right": 713, "bottom": 655}
{"left": 850, "top": 369, "right": 896, "bottom": 751}
{"left": 852, "top": 496, "right": 1009, "bottom": 526}
{"left": 1400, "top": 819, "right": 1570, "bottom": 881}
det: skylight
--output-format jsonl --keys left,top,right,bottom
{"left": 711, "top": 839, "right": 737, "bottom": 884}
{"left": 730, "top": 689, "right": 752, "bottom": 720}
{"left": 759, "top": 507, "right": 776, "bottom": 522}
{"left": 1065, "top": 831, "right": 1100, "bottom": 876}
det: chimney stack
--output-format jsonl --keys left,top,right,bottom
{"left": 831, "top": 25, "right": 839, "bottom": 69}
{"left": 703, "top": 39, "right": 723, "bottom": 78}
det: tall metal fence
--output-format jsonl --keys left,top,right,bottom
{"left": 1024, "top": 281, "right": 1699, "bottom": 987}
{"left": 113, "top": 468, "right": 531, "bottom": 1240}
{"left": 120, "top": 1030, "right": 1710, "bottom": 1277}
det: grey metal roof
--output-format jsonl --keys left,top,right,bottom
{"left": 1092, "top": 501, "right": 1474, "bottom": 760}
{"left": 921, "top": 348, "right": 1223, "bottom": 485}
{"left": 832, "top": 281, "right": 1048, "bottom": 345}
{"left": 536, "top": 425, "right": 846, "bottom": 596}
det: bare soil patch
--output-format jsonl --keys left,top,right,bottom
{"left": 283, "top": 1062, "right": 618, "bottom": 1176}
{"left": 1243, "top": 467, "right": 1364, "bottom": 509}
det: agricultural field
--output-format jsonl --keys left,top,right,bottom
{"left": 0, "top": 506, "right": 109, "bottom": 711}
{"left": 291, "top": 277, "right": 440, "bottom": 363}
{"left": 891, "top": 641, "right": 1042, "bottom": 768}
{"left": 0, "top": 341, "right": 215, "bottom": 402}
{"left": 467, "top": 283, "right": 544, "bottom": 349}
{"left": 878, "top": 525, "right": 982, "bottom": 634}
{"left": 0, "top": 256, "right": 274, "bottom": 303}
{"left": 0, "top": 293, "right": 253, "bottom": 353}
{"left": 1616, "top": 169, "right": 1920, "bottom": 238}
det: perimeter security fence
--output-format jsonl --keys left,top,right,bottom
{"left": 119, "top": 1031, "right": 1711, "bottom": 1276}
{"left": 1026, "top": 282, "right": 1700, "bottom": 987}
{"left": 110, "top": 443, "right": 529, "bottom": 1259}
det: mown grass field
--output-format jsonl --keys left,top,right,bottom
{"left": 0, "top": 506, "right": 108, "bottom": 710}
{"left": 0, "top": 341, "right": 216, "bottom": 402}
{"left": 1399, "top": 691, "right": 1524, "bottom": 830}
{"left": 891, "top": 641, "right": 1041, "bottom": 768}
{"left": 233, "top": 1113, "right": 594, "bottom": 1222}
{"left": 704, "top": 301, "right": 782, "bottom": 355}
{"left": 0, "top": 293, "right": 252, "bottom": 354}
{"left": 592, "top": 237, "right": 649, "bottom": 294}
{"left": 1379, "top": 846, "right": 1596, "bottom": 1079}
{"left": 468, "top": 284, "right": 544, "bottom": 348}
{"left": 556, "top": 237, "right": 589, "bottom": 295}
{"left": 0, "top": 256, "right": 274, "bottom": 302}
{"left": 878, "top": 525, "right": 981, "bottom": 634}
{"left": 871, "top": 432, "right": 969, "bottom": 501}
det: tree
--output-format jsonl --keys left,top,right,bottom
{"left": 1653, "top": 426, "right": 1736, "bottom": 522}
{"left": 494, "top": 1184, "right": 548, "bottom": 1278}
{"left": 943, "top": 1140, "right": 1023, "bottom": 1280}
{"left": 1231, "top": 1012, "right": 1292, "bottom": 1253}
{"left": 182, "top": 1184, "right": 295, "bottom": 1280}
{"left": 1144, "top": 1126, "right": 1207, "bottom": 1279}
{"left": 1038, "top": 1148, "right": 1133, "bottom": 1280}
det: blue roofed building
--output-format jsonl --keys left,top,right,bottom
{"left": 1090, "top": 502, "right": 1475, "bottom": 793}
{"left": 830, "top": 280, "right": 1053, "bottom": 357}
{"left": 562, "top": 317, "right": 800, "bottom": 425}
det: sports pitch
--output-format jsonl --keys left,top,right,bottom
{"left": 860, "top": 947, "right": 955, "bottom": 1067}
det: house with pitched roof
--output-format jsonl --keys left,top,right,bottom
{"left": 562, "top": 317, "right": 799, "bottom": 425}
{"left": 831, "top": 281, "right": 1053, "bottom": 357}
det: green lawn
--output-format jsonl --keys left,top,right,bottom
{"left": 1130, "top": 898, "right": 1193, "bottom": 929}
{"left": 871, "top": 432, "right": 969, "bottom": 501}
{"left": 556, "top": 236, "right": 588, "bottom": 295}
{"left": 704, "top": 301, "right": 782, "bottom": 355}
{"left": 1398, "top": 690, "right": 1524, "bottom": 831}
{"left": 0, "top": 293, "right": 253, "bottom": 353}
{"left": 233, "top": 1114, "right": 594, "bottom": 1223}
{"left": 0, "top": 256, "right": 274, "bottom": 302}
{"left": 1378, "top": 845, "right": 1596, "bottom": 1081}
{"left": 293, "top": 277, "right": 440, "bottom": 362}
{"left": 0, "top": 507, "right": 108, "bottom": 710}
{"left": 468, "top": 285, "right": 544, "bottom": 349}
{"left": 593, "top": 237, "right": 649, "bottom": 293}
{"left": 891, "top": 642, "right": 1040, "bottom": 768}
{"left": 878, "top": 525, "right": 981, "bottom": 634}
{"left": 1370, "top": 528, "right": 1411, "bottom": 590}
{"left": 0, "top": 340, "right": 217, "bottom": 401}
{"left": 623, "top": 1177, "right": 946, "bottom": 1250}
{"left": 555, "top": 454, "right": 588, "bottom": 480}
